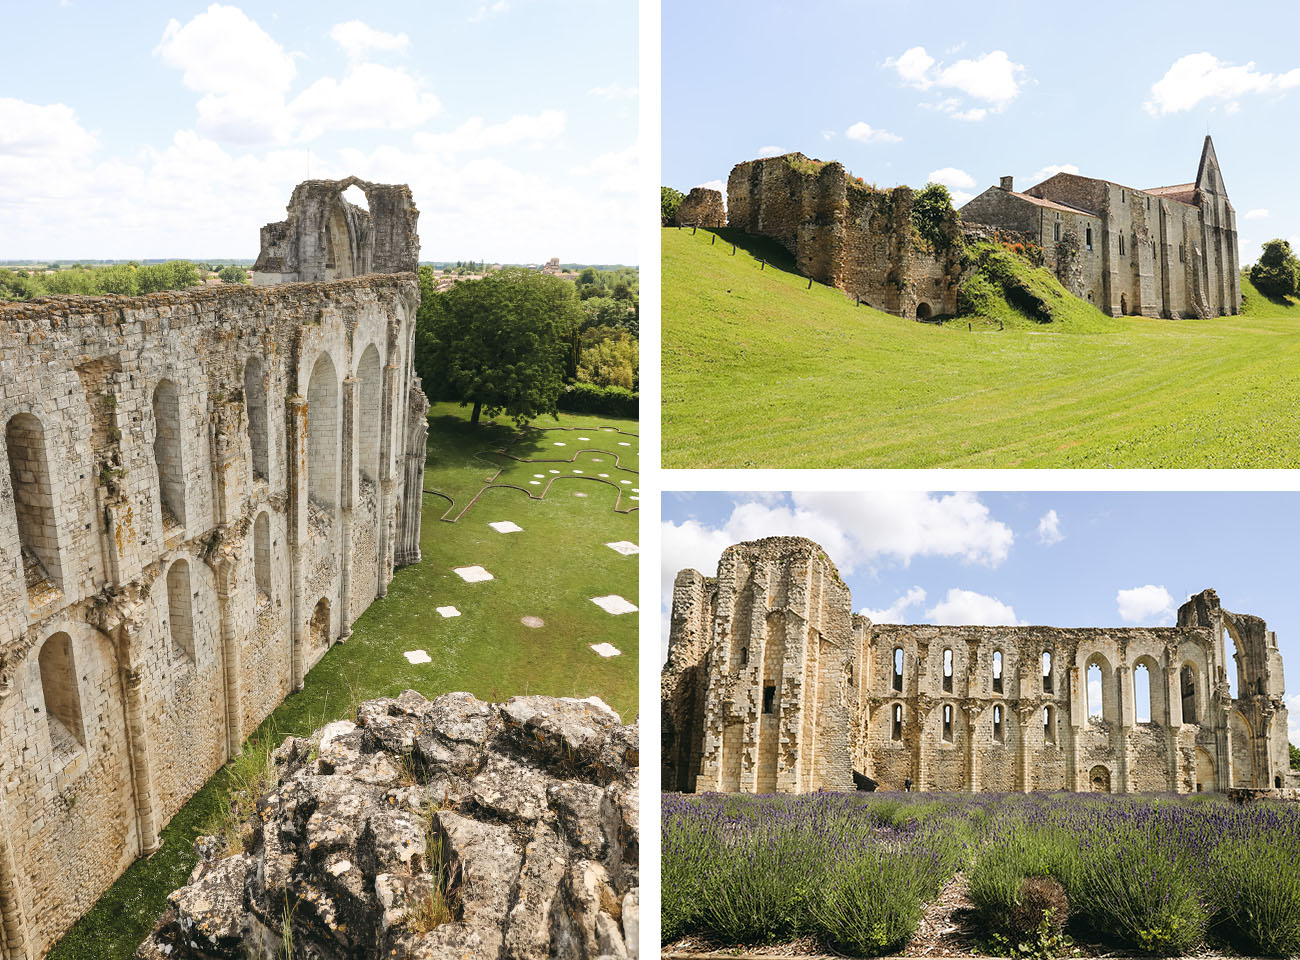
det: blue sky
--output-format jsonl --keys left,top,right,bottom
{"left": 1, "top": 1, "right": 637, "bottom": 262}
{"left": 663, "top": 0, "right": 1300, "bottom": 265}
{"left": 662, "top": 491, "right": 1300, "bottom": 741}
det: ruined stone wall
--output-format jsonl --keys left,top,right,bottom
{"left": 725, "top": 154, "right": 962, "bottom": 318}
{"left": 0, "top": 274, "right": 426, "bottom": 958}
{"left": 664, "top": 539, "right": 1288, "bottom": 798}
{"left": 674, "top": 187, "right": 726, "bottom": 228}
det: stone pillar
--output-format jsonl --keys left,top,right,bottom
{"left": 1068, "top": 662, "right": 1083, "bottom": 791}
{"left": 1017, "top": 705, "right": 1035, "bottom": 793}
{"left": 1260, "top": 703, "right": 1277, "bottom": 789}
{"left": 376, "top": 360, "right": 399, "bottom": 598}
{"left": 914, "top": 702, "right": 931, "bottom": 791}
{"left": 0, "top": 796, "right": 30, "bottom": 960}
{"left": 964, "top": 704, "right": 982, "bottom": 793}
{"left": 1116, "top": 663, "right": 1133, "bottom": 793}
{"left": 286, "top": 395, "right": 308, "bottom": 691}
{"left": 121, "top": 663, "right": 160, "bottom": 854}
{"left": 395, "top": 382, "right": 429, "bottom": 567}
{"left": 215, "top": 563, "right": 242, "bottom": 759}
{"left": 338, "top": 376, "right": 357, "bottom": 640}
{"left": 1165, "top": 663, "right": 1183, "bottom": 791}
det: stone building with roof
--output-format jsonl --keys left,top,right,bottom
{"left": 960, "top": 136, "right": 1240, "bottom": 318}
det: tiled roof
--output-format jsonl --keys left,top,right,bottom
{"left": 1145, "top": 183, "right": 1197, "bottom": 204}
{"left": 1009, "top": 191, "right": 1097, "bottom": 216}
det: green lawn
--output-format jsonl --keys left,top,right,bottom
{"left": 662, "top": 227, "right": 1300, "bottom": 467}
{"left": 50, "top": 402, "right": 638, "bottom": 959}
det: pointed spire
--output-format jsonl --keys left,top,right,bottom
{"left": 1196, "top": 135, "right": 1225, "bottom": 195}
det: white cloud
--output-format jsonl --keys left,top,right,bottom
{"left": 1145, "top": 52, "right": 1300, "bottom": 116}
{"left": 845, "top": 121, "right": 902, "bottom": 144}
{"left": 1037, "top": 509, "right": 1063, "bottom": 545}
{"left": 468, "top": 0, "right": 510, "bottom": 22}
{"left": 290, "top": 64, "right": 441, "bottom": 139}
{"left": 928, "top": 167, "right": 975, "bottom": 190}
{"left": 885, "top": 46, "right": 936, "bottom": 88}
{"left": 887, "top": 47, "right": 1026, "bottom": 121}
{"left": 155, "top": 5, "right": 296, "bottom": 98}
{"left": 821, "top": 130, "right": 836, "bottom": 141}
{"left": 570, "top": 140, "right": 638, "bottom": 195}
{"left": 1244, "top": 208, "right": 1270, "bottom": 220}
{"left": 860, "top": 586, "right": 926, "bottom": 624}
{"left": 589, "top": 83, "right": 638, "bottom": 100}
{"left": 0, "top": 98, "right": 98, "bottom": 159}
{"left": 330, "top": 20, "right": 410, "bottom": 60}
{"left": 756, "top": 145, "right": 786, "bottom": 158}
{"left": 1289, "top": 694, "right": 1300, "bottom": 746}
{"left": 1116, "top": 585, "right": 1176, "bottom": 624}
{"left": 1026, "top": 163, "right": 1079, "bottom": 185}
{"left": 925, "top": 588, "right": 1022, "bottom": 626}
{"left": 659, "top": 492, "right": 1014, "bottom": 609}
{"left": 414, "top": 110, "right": 564, "bottom": 154}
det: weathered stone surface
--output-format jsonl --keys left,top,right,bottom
{"left": 0, "top": 215, "right": 428, "bottom": 955}
{"left": 674, "top": 188, "right": 725, "bottom": 228}
{"left": 252, "top": 177, "right": 420, "bottom": 284}
{"left": 136, "top": 692, "right": 640, "bottom": 960}
{"left": 664, "top": 536, "right": 1291, "bottom": 797}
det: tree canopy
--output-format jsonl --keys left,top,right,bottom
{"left": 416, "top": 267, "right": 583, "bottom": 426}
{"left": 662, "top": 186, "right": 685, "bottom": 225}
{"left": 912, "top": 182, "right": 961, "bottom": 253}
{"left": 1250, "top": 239, "right": 1300, "bottom": 300}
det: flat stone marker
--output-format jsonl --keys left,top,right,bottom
{"left": 404, "top": 650, "right": 432, "bottom": 664}
{"left": 605, "top": 541, "right": 639, "bottom": 555}
{"left": 533, "top": 473, "right": 545, "bottom": 478}
{"left": 489, "top": 520, "right": 523, "bottom": 533}
{"left": 590, "top": 642, "right": 622, "bottom": 658}
{"left": 528, "top": 480, "right": 540, "bottom": 485}
{"left": 618, "top": 441, "right": 630, "bottom": 446}
{"left": 436, "top": 606, "right": 461, "bottom": 618}
{"left": 454, "top": 565, "right": 494, "bottom": 582}
{"left": 553, "top": 442, "right": 566, "bottom": 446}
{"left": 630, "top": 496, "right": 639, "bottom": 501}
{"left": 598, "top": 473, "right": 610, "bottom": 478}
{"left": 549, "top": 469, "right": 560, "bottom": 474}
{"left": 620, "top": 480, "right": 632, "bottom": 484}
{"left": 590, "top": 594, "right": 638, "bottom": 615}
{"left": 574, "top": 491, "right": 588, "bottom": 498}
{"left": 573, "top": 469, "right": 583, "bottom": 474}
{"left": 578, "top": 436, "right": 590, "bottom": 441}
{"left": 521, "top": 616, "right": 544, "bottom": 628}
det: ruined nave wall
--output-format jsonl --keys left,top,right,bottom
{"left": 0, "top": 274, "right": 426, "bottom": 958}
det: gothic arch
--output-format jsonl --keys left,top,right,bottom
{"left": 4, "top": 409, "right": 66, "bottom": 592}
{"left": 356, "top": 343, "right": 383, "bottom": 486}
{"left": 306, "top": 352, "right": 340, "bottom": 514}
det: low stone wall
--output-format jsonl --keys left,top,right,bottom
{"left": 674, "top": 188, "right": 726, "bottom": 228}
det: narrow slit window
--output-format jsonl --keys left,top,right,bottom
{"left": 892, "top": 647, "right": 903, "bottom": 692}
{"left": 992, "top": 650, "right": 1003, "bottom": 693}
{"left": 1086, "top": 226, "right": 1093, "bottom": 251}
{"left": 891, "top": 703, "right": 903, "bottom": 741}
{"left": 739, "top": 645, "right": 748, "bottom": 666}
{"left": 762, "top": 685, "right": 776, "bottom": 715}
{"left": 943, "top": 648, "right": 953, "bottom": 693}
{"left": 993, "top": 705, "right": 1004, "bottom": 742}
{"left": 942, "top": 704, "right": 953, "bottom": 742}
{"left": 1044, "top": 705, "right": 1055, "bottom": 743}
{"left": 1042, "top": 650, "right": 1053, "bottom": 692}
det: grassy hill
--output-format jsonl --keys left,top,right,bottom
{"left": 662, "top": 227, "right": 1300, "bottom": 468}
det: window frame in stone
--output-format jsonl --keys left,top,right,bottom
{"left": 992, "top": 704, "right": 1004, "bottom": 743}
{"left": 38, "top": 631, "right": 86, "bottom": 762}
{"left": 942, "top": 647, "right": 953, "bottom": 693}
{"left": 891, "top": 703, "right": 903, "bottom": 741}
{"left": 942, "top": 703, "right": 953, "bottom": 743}
{"left": 762, "top": 685, "right": 776, "bottom": 715}
{"left": 892, "top": 646, "right": 904, "bottom": 692}
{"left": 1042, "top": 650, "right": 1053, "bottom": 692}
{"left": 992, "top": 649, "right": 1003, "bottom": 694}
{"left": 166, "top": 558, "right": 196, "bottom": 664}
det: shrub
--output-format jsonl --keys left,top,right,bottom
{"left": 661, "top": 186, "right": 685, "bottom": 225}
{"left": 1008, "top": 876, "right": 1069, "bottom": 942}
{"left": 810, "top": 850, "right": 930, "bottom": 956}
{"left": 1209, "top": 835, "right": 1300, "bottom": 956}
{"left": 557, "top": 383, "right": 637, "bottom": 418}
{"left": 1250, "top": 239, "right": 1300, "bottom": 300}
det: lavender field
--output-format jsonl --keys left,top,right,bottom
{"left": 662, "top": 791, "right": 1300, "bottom": 957}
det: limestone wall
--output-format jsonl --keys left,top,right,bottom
{"left": 725, "top": 154, "right": 962, "bottom": 319}
{"left": 0, "top": 274, "right": 426, "bottom": 958}
{"left": 674, "top": 187, "right": 726, "bottom": 228}
{"left": 664, "top": 538, "right": 1289, "bottom": 798}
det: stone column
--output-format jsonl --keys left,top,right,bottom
{"left": 1260, "top": 703, "right": 1278, "bottom": 789}
{"left": 338, "top": 376, "right": 357, "bottom": 640}
{"left": 376, "top": 359, "right": 399, "bottom": 598}
{"left": 215, "top": 563, "right": 243, "bottom": 759}
{"left": 1116, "top": 663, "right": 1133, "bottom": 793}
{"left": 1067, "top": 662, "right": 1084, "bottom": 791}
{"left": 964, "top": 704, "right": 983, "bottom": 793}
{"left": 0, "top": 795, "right": 30, "bottom": 960}
{"left": 914, "top": 702, "right": 931, "bottom": 791}
{"left": 1017, "top": 705, "right": 1035, "bottom": 793}
{"left": 286, "top": 396, "right": 308, "bottom": 691}
{"left": 121, "top": 663, "right": 160, "bottom": 854}
{"left": 1165, "top": 663, "right": 1183, "bottom": 791}
{"left": 395, "top": 383, "right": 428, "bottom": 567}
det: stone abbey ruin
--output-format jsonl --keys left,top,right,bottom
{"left": 663, "top": 537, "right": 1290, "bottom": 797}
{"left": 0, "top": 177, "right": 428, "bottom": 958}
{"left": 681, "top": 136, "right": 1239, "bottom": 321}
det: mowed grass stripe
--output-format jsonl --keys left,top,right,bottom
{"left": 662, "top": 227, "right": 1300, "bottom": 467}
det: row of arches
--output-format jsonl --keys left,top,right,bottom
{"left": 892, "top": 645, "right": 1055, "bottom": 695}
{"left": 2, "top": 343, "right": 387, "bottom": 609}
{"left": 1082, "top": 653, "right": 1205, "bottom": 726}
{"left": 886, "top": 700, "right": 1059, "bottom": 746}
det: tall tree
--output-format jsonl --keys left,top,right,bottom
{"left": 420, "top": 267, "right": 582, "bottom": 426}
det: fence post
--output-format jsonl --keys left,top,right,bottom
{"left": 807, "top": 277, "right": 812, "bottom": 290}
{"left": 760, "top": 260, "right": 765, "bottom": 270}
{"left": 968, "top": 323, "right": 972, "bottom": 331}
{"left": 692, "top": 226, "right": 697, "bottom": 235}
{"left": 711, "top": 234, "right": 716, "bottom": 245}
{"left": 731, "top": 244, "right": 736, "bottom": 255}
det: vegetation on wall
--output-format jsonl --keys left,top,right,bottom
{"left": 911, "top": 182, "right": 962, "bottom": 254}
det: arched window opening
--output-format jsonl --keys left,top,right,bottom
{"left": 356, "top": 345, "right": 382, "bottom": 486}
{"left": 891, "top": 703, "right": 903, "bottom": 741}
{"left": 244, "top": 357, "right": 269, "bottom": 481}
{"left": 1181, "top": 664, "right": 1198, "bottom": 723}
{"left": 39, "top": 632, "right": 84, "bottom": 756}
{"left": 306, "top": 354, "right": 339, "bottom": 514}
{"left": 992, "top": 650, "right": 1003, "bottom": 694}
{"left": 254, "top": 512, "right": 271, "bottom": 601}
{"left": 943, "top": 648, "right": 953, "bottom": 693}
{"left": 166, "top": 559, "right": 195, "bottom": 663}
{"left": 1042, "top": 651, "right": 1053, "bottom": 692}
{"left": 942, "top": 704, "right": 953, "bottom": 742}
{"left": 5, "top": 412, "right": 64, "bottom": 591}
{"left": 310, "top": 597, "right": 331, "bottom": 653}
{"left": 993, "top": 704, "right": 1004, "bottom": 742}
{"left": 1043, "top": 705, "right": 1055, "bottom": 744}
{"left": 1225, "top": 627, "right": 1240, "bottom": 699}
{"left": 1087, "top": 660, "right": 1103, "bottom": 721}
{"left": 153, "top": 379, "right": 187, "bottom": 527}
{"left": 1135, "top": 662, "right": 1152, "bottom": 723}
{"left": 892, "top": 647, "right": 903, "bottom": 692}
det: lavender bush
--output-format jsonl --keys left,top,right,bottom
{"left": 663, "top": 791, "right": 1300, "bottom": 957}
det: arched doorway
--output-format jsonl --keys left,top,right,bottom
{"left": 1089, "top": 765, "right": 1112, "bottom": 793}
{"left": 310, "top": 597, "right": 331, "bottom": 654}
{"left": 1195, "top": 747, "right": 1215, "bottom": 792}
{"left": 915, "top": 302, "right": 932, "bottom": 320}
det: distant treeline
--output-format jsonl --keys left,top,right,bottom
{"left": 0, "top": 261, "right": 248, "bottom": 301}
